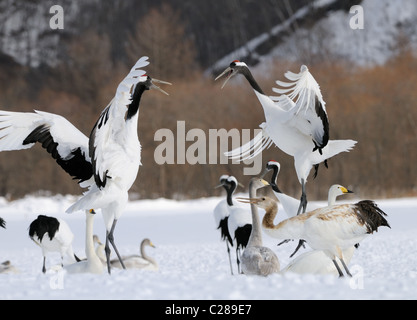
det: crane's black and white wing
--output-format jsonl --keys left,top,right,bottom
{"left": 0, "top": 110, "right": 92, "bottom": 186}
{"left": 271, "top": 65, "right": 329, "bottom": 152}
{"left": 89, "top": 56, "right": 149, "bottom": 189}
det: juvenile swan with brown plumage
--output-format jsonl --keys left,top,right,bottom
{"left": 239, "top": 196, "right": 390, "bottom": 277}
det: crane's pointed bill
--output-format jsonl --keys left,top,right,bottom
{"left": 215, "top": 67, "right": 234, "bottom": 89}
{"left": 150, "top": 78, "right": 172, "bottom": 96}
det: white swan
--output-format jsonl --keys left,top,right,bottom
{"left": 241, "top": 196, "right": 390, "bottom": 277}
{"left": 110, "top": 238, "right": 158, "bottom": 271}
{"left": 65, "top": 210, "right": 104, "bottom": 274}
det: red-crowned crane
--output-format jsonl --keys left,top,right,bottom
{"left": 216, "top": 61, "right": 357, "bottom": 216}
{"left": 213, "top": 175, "right": 235, "bottom": 275}
{"left": 0, "top": 56, "right": 171, "bottom": 274}
{"left": 29, "top": 215, "right": 80, "bottom": 273}
{"left": 224, "top": 176, "right": 253, "bottom": 274}
{"left": 65, "top": 57, "right": 170, "bottom": 273}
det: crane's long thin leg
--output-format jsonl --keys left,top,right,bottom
{"left": 340, "top": 258, "right": 352, "bottom": 277}
{"left": 236, "top": 248, "right": 241, "bottom": 274}
{"left": 108, "top": 219, "right": 126, "bottom": 271}
{"left": 292, "top": 179, "right": 308, "bottom": 257}
{"left": 105, "top": 232, "right": 112, "bottom": 274}
{"left": 42, "top": 256, "right": 46, "bottom": 274}
{"left": 332, "top": 259, "right": 344, "bottom": 277}
{"left": 289, "top": 239, "right": 306, "bottom": 258}
{"left": 296, "top": 179, "right": 307, "bottom": 215}
{"left": 278, "top": 239, "right": 292, "bottom": 246}
{"left": 226, "top": 241, "right": 234, "bottom": 275}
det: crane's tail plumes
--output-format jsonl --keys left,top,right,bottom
{"left": 224, "top": 126, "right": 273, "bottom": 162}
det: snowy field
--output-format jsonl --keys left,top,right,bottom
{"left": 0, "top": 194, "right": 416, "bottom": 300}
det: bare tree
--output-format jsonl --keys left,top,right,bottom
{"left": 126, "top": 3, "right": 198, "bottom": 80}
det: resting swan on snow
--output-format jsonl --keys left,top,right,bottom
{"left": 110, "top": 238, "right": 158, "bottom": 271}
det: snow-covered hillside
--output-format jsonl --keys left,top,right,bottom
{"left": 209, "top": 0, "right": 417, "bottom": 74}
{"left": 271, "top": 0, "right": 417, "bottom": 66}
{"left": 0, "top": 195, "right": 415, "bottom": 300}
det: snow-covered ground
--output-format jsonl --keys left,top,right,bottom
{"left": 0, "top": 194, "right": 415, "bottom": 300}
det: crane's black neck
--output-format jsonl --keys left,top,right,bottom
{"left": 268, "top": 165, "right": 282, "bottom": 194}
{"left": 126, "top": 83, "right": 147, "bottom": 120}
{"left": 226, "top": 180, "right": 237, "bottom": 206}
{"left": 242, "top": 67, "right": 264, "bottom": 95}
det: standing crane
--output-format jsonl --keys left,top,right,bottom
{"left": 0, "top": 56, "right": 171, "bottom": 274}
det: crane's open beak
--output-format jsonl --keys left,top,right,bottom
{"left": 215, "top": 67, "right": 235, "bottom": 89}
{"left": 151, "top": 78, "right": 172, "bottom": 96}
{"left": 236, "top": 197, "right": 261, "bottom": 205}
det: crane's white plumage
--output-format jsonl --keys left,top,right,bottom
{"left": 213, "top": 175, "right": 232, "bottom": 230}
{"left": 0, "top": 110, "right": 93, "bottom": 186}
{"left": 213, "top": 175, "right": 235, "bottom": 274}
{"left": 219, "top": 176, "right": 251, "bottom": 274}
{"left": 66, "top": 56, "right": 170, "bottom": 274}
{"left": 29, "top": 215, "right": 79, "bottom": 273}
{"left": 271, "top": 65, "right": 328, "bottom": 149}
{"left": 0, "top": 56, "right": 170, "bottom": 274}
{"left": 217, "top": 61, "right": 357, "bottom": 214}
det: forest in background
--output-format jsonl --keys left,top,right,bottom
{"left": 0, "top": 1, "right": 416, "bottom": 201}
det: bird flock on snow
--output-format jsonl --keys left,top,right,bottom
{"left": 213, "top": 60, "right": 390, "bottom": 277}
{"left": 0, "top": 56, "right": 390, "bottom": 278}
